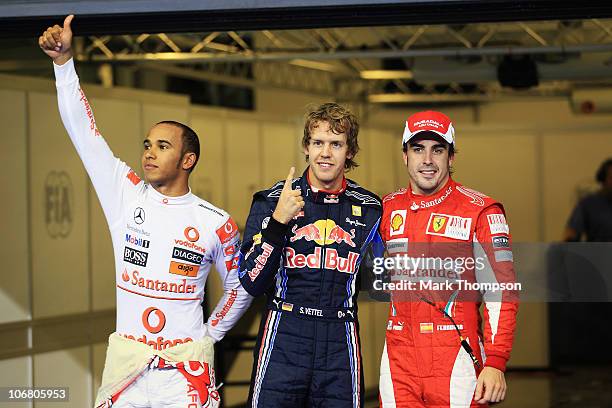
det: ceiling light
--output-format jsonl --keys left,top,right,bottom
{"left": 360, "top": 70, "right": 413, "bottom": 80}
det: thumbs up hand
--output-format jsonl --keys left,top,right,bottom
{"left": 39, "top": 14, "right": 75, "bottom": 65}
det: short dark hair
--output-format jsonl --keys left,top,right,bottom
{"left": 156, "top": 120, "right": 200, "bottom": 173}
{"left": 303, "top": 103, "right": 360, "bottom": 171}
{"left": 596, "top": 158, "right": 612, "bottom": 184}
{"left": 402, "top": 131, "right": 456, "bottom": 156}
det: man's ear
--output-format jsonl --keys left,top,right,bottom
{"left": 183, "top": 152, "right": 196, "bottom": 171}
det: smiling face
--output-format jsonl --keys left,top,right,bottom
{"left": 141, "top": 123, "right": 186, "bottom": 187}
{"left": 403, "top": 138, "right": 453, "bottom": 195}
{"left": 304, "top": 120, "right": 352, "bottom": 191}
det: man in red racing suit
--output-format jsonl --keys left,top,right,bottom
{"left": 378, "top": 111, "right": 518, "bottom": 407}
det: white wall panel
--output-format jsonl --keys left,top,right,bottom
{"left": 363, "top": 128, "right": 399, "bottom": 197}
{"left": 453, "top": 131, "right": 540, "bottom": 242}
{"left": 293, "top": 121, "right": 309, "bottom": 176}
{"left": 190, "top": 111, "right": 226, "bottom": 210}
{"left": 348, "top": 128, "right": 371, "bottom": 188}
{"left": 392, "top": 146, "right": 410, "bottom": 192}
{"left": 225, "top": 119, "right": 262, "bottom": 225}
{"left": 0, "top": 89, "right": 30, "bottom": 323}
{"left": 141, "top": 104, "right": 188, "bottom": 134}
{"left": 34, "top": 347, "right": 91, "bottom": 408}
{"left": 256, "top": 88, "right": 326, "bottom": 119}
{"left": 261, "top": 121, "right": 299, "bottom": 188}
{"left": 28, "top": 92, "right": 89, "bottom": 318}
{"left": 0, "top": 356, "right": 32, "bottom": 408}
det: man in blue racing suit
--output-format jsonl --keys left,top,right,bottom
{"left": 238, "top": 103, "right": 383, "bottom": 408}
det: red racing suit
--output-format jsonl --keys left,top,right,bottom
{"left": 378, "top": 178, "right": 518, "bottom": 408}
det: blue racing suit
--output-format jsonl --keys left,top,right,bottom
{"left": 238, "top": 168, "right": 383, "bottom": 408}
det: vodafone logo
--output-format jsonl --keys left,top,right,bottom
{"left": 184, "top": 361, "right": 206, "bottom": 376}
{"left": 224, "top": 221, "right": 234, "bottom": 235}
{"left": 142, "top": 307, "right": 166, "bottom": 334}
{"left": 184, "top": 227, "right": 200, "bottom": 242}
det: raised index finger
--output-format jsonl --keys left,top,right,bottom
{"left": 283, "top": 166, "right": 295, "bottom": 190}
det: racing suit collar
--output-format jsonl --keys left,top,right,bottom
{"left": 302, "top": 167, "right": 347, "bottom": 204}
{"left": 407, "top": 178, "right": 456, "bottom": 211}
{"left": 147, "top": 185, "right": 195, "bottom": 206}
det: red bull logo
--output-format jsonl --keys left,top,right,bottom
{"left": 291, "top": 224, "right": 321, "bottom": 242}
{"left": 328, "top": 225, "right": 356, "bottom": 247}
{"left": 290, "top": 219, "right": 356, "bottom": 247}
{"left": 285, "top": 247, "right": 359, "bottom": 274}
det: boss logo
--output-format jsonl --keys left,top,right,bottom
{"left": 124, "top": 246, "right": 148, "bottom": 267}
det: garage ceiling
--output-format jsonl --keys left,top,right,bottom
{"left": 3, "top": 2, "right": 612, "bottom": 105}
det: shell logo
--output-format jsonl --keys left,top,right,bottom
{"left": 142, "top": 307, "right": 166, "bottom": 334}
{"left": 391, "top": 213, "right": 404, "bottom": 232}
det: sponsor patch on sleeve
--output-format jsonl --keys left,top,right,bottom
{"left": 216, "top": 217, "right": 239, "bottom": 243}
{"left": 225, "top": 258, "right": 239, "bottom": 273}
{"left": 492, "top": 235, "right": 510, "bottom": 249}
{"left": 487, "top": 213, "right": 509, "bottom": 235}
{"left": 126, "top": 169, "right": 142, "bottom": 186}
{"left": 224, "top": 241, "right": 240, "bottom": 256}
{"left": 494, "top": 250, "right": 514, "bottom": 263}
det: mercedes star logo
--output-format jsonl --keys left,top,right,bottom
{"left": 134, "top": 207, "right": 145, "bottom": 224}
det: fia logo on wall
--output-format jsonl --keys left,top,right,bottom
{"left": 45, "top": 171, "right": 73, "bottom": 239}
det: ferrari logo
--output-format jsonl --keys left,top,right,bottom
{"left": 432, "top": 216, "right": 446, "bottom": 232}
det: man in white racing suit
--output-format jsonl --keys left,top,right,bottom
{"left": 39, "top": 15, "right": 252, "bottom": 408}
